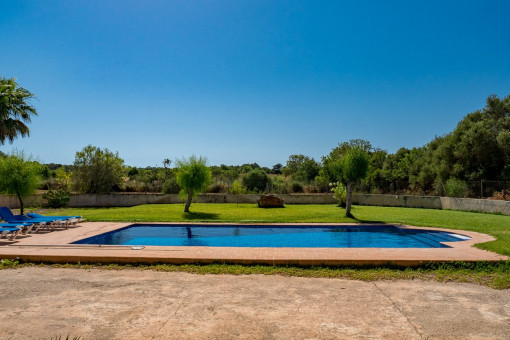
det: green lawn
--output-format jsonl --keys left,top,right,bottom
{"left": 44, "top": 203, "right": 510, "bottom": 256}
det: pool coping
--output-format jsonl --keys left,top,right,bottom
{"left": 0, "top": 222, "right": 507, "bottom": 266}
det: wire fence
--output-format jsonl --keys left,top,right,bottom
{"left": 467, "top": 180, "right": 510, "bottom": 199}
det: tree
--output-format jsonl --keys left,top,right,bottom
{"left": 242, "top": 169, "right": 269, "bottom": 192}
{"left": 331, "top": 147, "right": 369, "bottom": 218}
{"left": 318, "top": 139, "right": 373, "bottom": 185}
{"left": 72, "top": 145, "right": 125, "bottom": 194}
{"left": 162, "top": 158, "right": 172, "bottom": 180}
{"left": 175, "top": 155, "right": 212, "bottom": 213}
{"left": 271, "top": 163, "right": 283, "bottom": 174}
{"left": 0, "top": 77, "right": 38, "bottom": 145}
{"left": 282, "top": 154, "right": 321, "bottom": 183}
{"left": 231, "top": 180, "right": 246, "bottom": 206}
{"left": 0, "top": 152, "right": 42, "bottom": 214}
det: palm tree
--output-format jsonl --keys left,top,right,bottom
{"left": 0, "top": 77, "right": 37, "bottom": 145}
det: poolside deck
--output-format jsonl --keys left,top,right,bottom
{"left": 0, "top": 222, "right": 507, "bottom": 265}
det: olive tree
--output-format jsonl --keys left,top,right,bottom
{"left": 327, "top": 147, "right": 369, "bottom": 217}
{"left": 72, "top": 145, "right": 125, "bottom": 194}
{"left": 0, "top": 77, "right": 38, "bottom": 145}
{"left": 341, "top": 147, "right": 370, "bottom": 217}
{"left": 0, "top": 152, "right": 42, "bottom": 214}
{"left": 175, "top": 155, "right": 212, "bottom": 213}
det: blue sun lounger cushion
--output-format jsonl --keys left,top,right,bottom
{"left": 27, "top": 213, "right": 82, "bottom": 220}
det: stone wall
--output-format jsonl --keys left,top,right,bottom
{"left": 352, "top": 194, "right": 442, "bottom": 209}
{"left": 440, "top": 197, "right": 510, "bottom": 215}
{"left": 1, "top": 193, "right": 509, "bottom": 215}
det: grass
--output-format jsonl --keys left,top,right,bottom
{"left": 1, "top": 259, "right": 509, "bottom": 289}
{"left": 43, "top": 203, "right": 510, "bottom": 256}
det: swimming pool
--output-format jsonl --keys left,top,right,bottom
{"left": 73, "top": 224, "right": 471, "bottom": 248}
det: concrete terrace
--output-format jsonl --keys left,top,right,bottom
{"left": 0, "top": 222, "right": 506, "bottom": 265}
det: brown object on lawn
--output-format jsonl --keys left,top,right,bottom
{"left": 257, "top": 194, "right": 284, "bottom": 208}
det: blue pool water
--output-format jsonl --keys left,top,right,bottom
{"left": 72, "top": 224, "right": 471, "bottom": 248}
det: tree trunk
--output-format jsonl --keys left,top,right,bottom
{"left": 345, "top": 181, "right": 353, "bottom": 218}
{"left": 184, "top": 187, "right": 193, "bottom": 213}
{"left": 17, "top": 192, "right": 24, "bottom": 215}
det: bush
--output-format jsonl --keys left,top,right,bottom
{"left": 208, "top": 181, "right": 228, "bottom": 193}
{"left": 290, "top": 181, "right": 304, "bottom": 193}
{"left": 42, "top": 189, "right": 71, "bottom": 208}
{"left": 330, "top": 182, "right": 347, "bottom": 207}
{"left": 162, "top": 178, "right": 180, "bottom": 194}
{"left": 270, "top": 176, "right": 290, "bottom": 194}
{"left": 242, "top": 169, "right": 269, "bottom": 192}
{"left": 230, "top": 180, "right": 247, "bottom": 195}
{"left": 445, "top": 178, "right": 468, "bottom": 198}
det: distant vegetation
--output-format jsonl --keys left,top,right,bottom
{"left": 1, "top": 94, "right": 509, "bottom": 201}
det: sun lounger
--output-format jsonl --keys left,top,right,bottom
{"left": 0, "top": 207, "right": 60, "bottom": 231}
{"left": 27, "top": 213, "right": 85, "bottom": 225}
{"left": 0, "top": 225, "right": 22, "bottom": 241}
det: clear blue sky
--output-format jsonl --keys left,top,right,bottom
{"left": 1, "top": 0, "right": 509, "bottom": 167}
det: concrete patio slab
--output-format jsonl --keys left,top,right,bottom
{"left": 0, "top": 267, "right": 508, "bottom": 339}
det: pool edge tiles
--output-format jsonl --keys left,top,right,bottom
{"left": 71, "top": 223, "right": 472, "bottom": 249}
{"left": 1, "top": 222, "right": 506, "bottom": 266}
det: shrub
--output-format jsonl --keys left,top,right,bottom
{"left": 162, "top": 177, "right": 180, "bottom": 194}
{"left": 230, "top": 180, "right": 247, "bottom": 194}
{"left": 445, "top": 178, "right": 469, "bottom": 198}
{"left": 330, "top": 182, "right": 347, "bottom": 207}
{"left": 242, "top": 169, "right": 269, "bottom": 192}
{"left": 290, "top": 181, "right": 304, "bottom": 193}
{"left": 43, "top": 189, "right": 71, "bottom": 208}
{"left": 270, "top": 176, "right": 290, "bottom": 194}
{"left": 208, "top": 181, "right": 228, "bottom": 193}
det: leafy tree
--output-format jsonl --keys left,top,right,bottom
{"left": 127, "top": 167, "right": 139, "bottom": 178}
{"left": 55, "top": 166, "right": 72, "bottom": 190}
{"left": 327, "top": 147, "right": 369, "bottom": 217}
{"left": 342, "top": 148, "right": 369, "bottom": 217}
{"left": 231, "top": 180, "right": 246, "bottom": 206}
{"left": 72, "top": 145, "right": 125, "bottom": 194}
{"left": 242, "top": 169, "right": 269, "bottom": 192}
{"left": 175, "top": 155, "right": 212, "bottom": 212}
{"left": 318, "top": 139, "right": 373, "bottom": 186}
{"left": 0, "top": 77, "right": 38, "bottom": 145}
{"left": 0, "top": 152, "right": 42, "bottom": 214}
{"left": 162, "top": 158, "right": 172, "bottom": 180}
{"left": 282, "top": 154, "right": 321, "bottom": 183}
{"left": 162, "top": 177, "right": 180, "bottom": 194}
{"left": 271, "top": 163, "right": 283, "bottom": 174}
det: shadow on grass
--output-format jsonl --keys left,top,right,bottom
{"left": 349, "top": 216, "right": 385, "bottom": 224}
{"left": 182, "top": 212, "right": 220, "bottom": 220}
